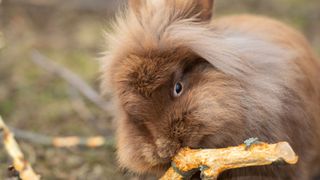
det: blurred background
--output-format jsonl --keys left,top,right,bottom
{"left": 0, "top": 0, "right": 319, "bottom": 179}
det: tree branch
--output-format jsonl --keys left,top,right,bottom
{"left": 0, "top": 116, "right": 40, "bottom": 180}
{"left": 160, "top": 141, "right": 298, "bottom": 180}
{"left": 30, "top": 50, "right": 113, "bottom": 115}
{"left": 10, "top": 127, "right": 114, "bottom": 148}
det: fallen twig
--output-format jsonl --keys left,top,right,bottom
{"left": 160, "top": 141, "right": 298, "bottom": 180}
{"left": 30, "top": 50, "right": 112, "bottom": 114}
{"left": 6, "top": 0, "right": 124, "bottom": 13}
{"left": 7, "top": 165, "right": 21, "bottom": 179}
{"left": 0, "top": 116, "right": 40, "bottom": 180}
{"left": 67, "top": 86, "right": 96, "bottom": 122}
{"left": 10, "top": 127, "right": 114, "bottom": 148}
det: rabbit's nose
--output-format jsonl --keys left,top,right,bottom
{"left": 172, "top": 120, "right": 188, "bottom": 137}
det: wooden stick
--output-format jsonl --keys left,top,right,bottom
{"left": 10, "top": 127, "right": 114, "bottom": 148}
{"left": 0, "top": 116, "right": 40, "bottom": 180}
{"left": 160, "top": 141, "right": 298, "bottom": 180}
{"left": 30, "top": 50, "right": 112, "bottom": 114}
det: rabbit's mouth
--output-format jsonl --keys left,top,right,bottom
{"left": 155, "top": 138, "right": 181, "bottom": 163}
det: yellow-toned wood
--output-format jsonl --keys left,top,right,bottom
{"left": 0, "top": 116, "right": 40, "bottom": 180}
{"left": 160, "top": 142, "right": 298, "bottom": 180}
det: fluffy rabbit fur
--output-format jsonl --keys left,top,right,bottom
{"left": 100, "top": 0, "right": 320, "bottom": 179}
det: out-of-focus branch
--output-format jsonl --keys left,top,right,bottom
{"left": 30, "top": 50, "right": 113, "bottom": 115}
{"left": 68, "top": 86, "right": 96, "bottom": 122}
{"left": 4, "top": 0, "right": 59, "bottom": 6}
{"left": 0, "top": 32, "right": 5, "bottom": 50}
{"left": 10, "top": 127, "right": 114, "bottom": 148}
{"left": 0, "top": 116, "right": 40, "bottom": 180}
{"left": 160, "top": 141, "right": 298, "bottom": 180}
{"left": 3, "top": 0, "right": 126, "bottom": 12}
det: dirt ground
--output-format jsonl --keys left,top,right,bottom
{"left": 0, "top": 0, "right": 319, "bottom": 179}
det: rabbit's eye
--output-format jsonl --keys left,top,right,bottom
{"left": 173, "top": 82, "right": 183, "bottom": 97}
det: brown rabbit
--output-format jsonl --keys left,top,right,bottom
{"left": 100, "top": 0, "right": 320, "bottom": 179}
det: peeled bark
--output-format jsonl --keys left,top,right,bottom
{"left": 160, "top": 141, "right": 298, "bottom": 180}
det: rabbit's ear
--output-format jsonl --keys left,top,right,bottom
{"left": 173, "top": 0, "right": 215, "bottom": 21}
{"left": 128, "top": 0, "right": 215, "bottom": 20}
{"left": 196, "top": 0, "right": 215, "bottom": 21}
{"left": 128, "top": 0, "right": 142, "bottom": 14}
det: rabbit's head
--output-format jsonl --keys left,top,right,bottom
{"left": 101, "top": 0, "right": 248, "bottom": 175}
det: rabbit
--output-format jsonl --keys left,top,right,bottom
{"left": 100, "top": 0, "right": 320, "bottom": 179}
